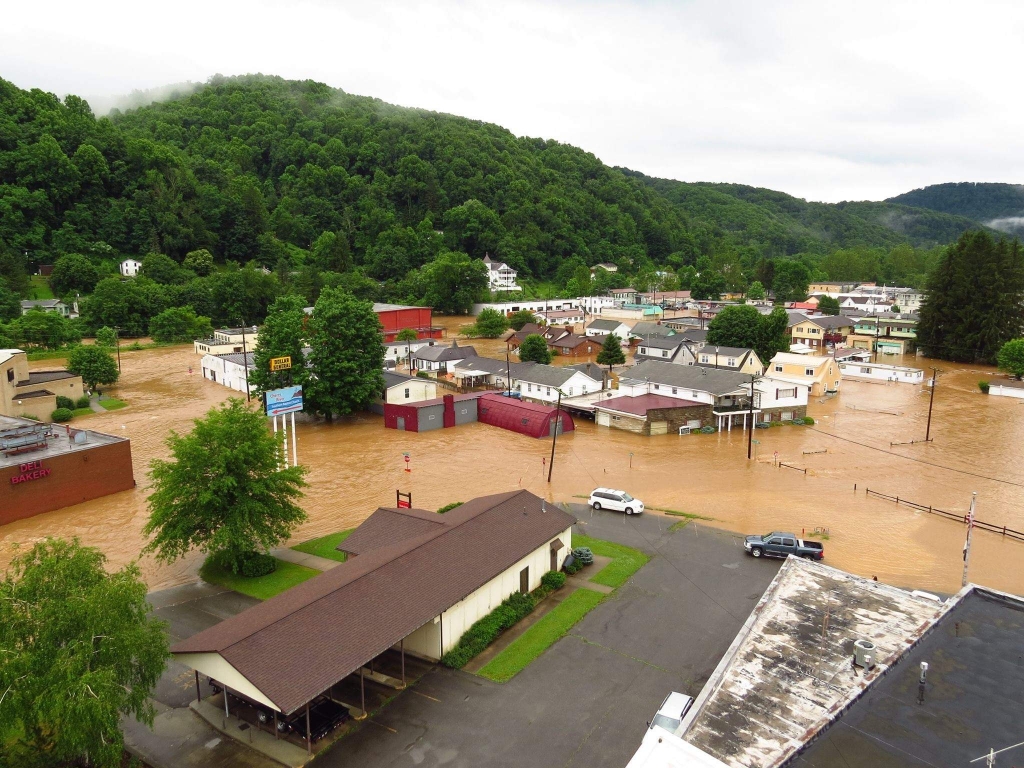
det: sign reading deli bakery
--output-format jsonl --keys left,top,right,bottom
{"left": 10, "top": 460, "right": 51, "bottom": 485}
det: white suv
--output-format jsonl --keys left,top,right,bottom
{"left": 588, "top": 488, "right": 645, "bottom": 515}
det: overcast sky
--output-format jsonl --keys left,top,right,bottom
{"left": 4, "top": 0, "right": 1022, "bottom": 202}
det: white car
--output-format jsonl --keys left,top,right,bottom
{"left": 648, "top": 691, "right": 694, "bottom": 735}
{"left": 588, "top": 488, "right": 645, "bottom": 515}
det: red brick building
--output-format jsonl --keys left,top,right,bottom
{"left": 304, "top": 302, "right": 442, "bottom": 343}
{"left": 1, "top": 418, "right": 135, "bottom": 526}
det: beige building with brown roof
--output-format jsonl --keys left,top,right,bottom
{"left": 1, "top": 349, "right": 85, "bottom": 421}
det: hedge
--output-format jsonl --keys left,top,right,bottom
{"left": 56, "top": 395, "right": 75, "bottom": 410}
{"left": 238, "top": 551, "right": 277, "bottom": 578}
{"left": 51, "top": 408, "right": 73, "bottom": 423}
{"left": 541, "top": 571, "right": 566, "bottom": 591}
{"left": 437, "top": 502, "right": 463, "bottom": 514}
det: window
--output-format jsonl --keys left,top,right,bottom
{"left": 810, "top": 328, "right": 819, "bottom": 334}
{"left": 527, "top": 383, "right": 532, "bottom": 392}
{"left": 546, "top": 387, "right": 551, "bottom": 395}
{"left": 861, "top": 367, "right": 872, "bottom": 374}
{"left": 727, "top": 358, "right": 736, "bottom": 366}
{"left": 6, "top": 368, "right": 12, "bottom": 383}
{"left": 691, "top": 391, "right": 699, "bottom": 398}
{"left": 775, "top": 365, "right": 783, "bottom": 372}
{"left": 662, "top": 351, "right": 668, "bottom": 358}
{"left": 781, "top": 411, "right": 793, "bottom": 421}
{"left": 805, "top": 368, "right": 815, "bottom": 376}
{"left": 568, "top": 387, "right": 573, "bottom": 395}
{"left": 701, "top": 355, "right": 709, "bottom": 363}
{"left": 654, "top": 384, "right": 660, "bottom": 390}
{"left": 782, "top": 538, "right": 796, "bottom": 547}
{"left": 778, "top": 388, "right": 797, "bottom": 398}
{"left": 404, "top": 388, "right": 410, "bottom": 398}
{"left": 672, "top": 387, "right": 677, "bottom": 394}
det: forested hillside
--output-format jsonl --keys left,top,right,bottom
{"left": 887, "top": 182, "right": 1024, "bottom": 236}
{"left": 0, "top": 73, "right": 1008, "bottom": 335}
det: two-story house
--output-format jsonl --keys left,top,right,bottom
{"left": 846, "top": 314, "right": 918, "bottom": 355}
{"left": 482, "top": 255, "right": 521, "bottom": 292}
{"left": 769, "top": 353, "right": 841, "bottom": 396}
{"left": 411, "top": 340, "right": 478, "bottom": 376}
{"left": 194, "top": 327, "right": 260, "bottom": 356}
{"left": 694, "top": 346, "right": 764, "bottom": 375}
{"left": 789, "top": 315, "right": 854, "bottom": 351}
{"left": 517, "top": 364, "right": 603, "bottom": 402}
{"left": 120, "top": 258, "right": 142, "bottom": 277}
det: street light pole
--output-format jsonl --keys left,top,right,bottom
{"left": 925, "top": 367, "right": 939, "bottom": 441}
{"left": 547, "top": 388, "right": 563, "bottom": 483}
{"left": 962, "top": 492, "right": 977, "bottom": 587}
{"left": 239, "top": 320, "right": 251, "bottom": 402}
{"left": 747, "top": 375, "right": 756, "bottom": 460}
{"left": 506, "top": 346, "right": 512, "bottom": 397}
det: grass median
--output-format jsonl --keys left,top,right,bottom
{"left": 291, "top": 529, "right": 354, "bottom": 563}
{"left": 477, "top": 588, "right": 605, "bottom": 682}
{"left": 573, "top": 533, "right": 650, "bottom": 588}
{"left": 200, "top": 557, "right": 319, "bottom": 600}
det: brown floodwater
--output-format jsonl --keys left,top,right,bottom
{"left": 5, "top": 342, "right": 1023, "bottom": 597}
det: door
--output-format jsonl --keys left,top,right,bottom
{"left": 550, "top": 548, "right": 558, "bottom": 572}
{"left": 519, "top": 567, "right": 530, "bottom": 594}
{"left": 396, "top": 416, "right": 406, "bottom": 431}
{"left": 597, "top": 412, "right": 611, "bottom": 427}
{"left": 765, "top": 536, "right": 785, "bottom": 556}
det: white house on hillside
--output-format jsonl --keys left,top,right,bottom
{"left": 482, "top": 255, "right": 521, "bottom": 292}
{"left": 120, "top": 258, "right": 142, "bottom": 277}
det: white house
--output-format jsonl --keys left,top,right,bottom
{"left": 989, "top": 379, "right": 1024, "bottom": 399}
{"left": 585, "top": 318, "right": 632, "bottom": 339}
{"left": 471, "top": 298, "right": 580, "bottom": 316}
{"left": 839, "top": 295, "right": 893, "bottom": 314}
{"left": 381, "top": 371, "right": 437, "bottom": 404}
{"left": 20, "top": 299, "right": 71, "bottom": 317}
{"left": 452, "top": 357, "right": 536, "bottom": 391}
{"left": 411, "top": 340, "right": 477, "bottom": 375}
{"left": 120, "top": 258, "right": 142, "bottom": 277}
{"left": 577, "top": 295, "right": 617, "bottom": 315}
{"left": 635, "top": 335, "right": 696, "bottom": 365}
{"left": 837, "top": 361, "right": 924, "bottom": 384}
{"left": 200, "top": 352, "right": 254, "bottom": 394}
{"left": 384, "top": 338, "right": 437, "bottom": 366}
{"left": 517, "top": 364, "right": 603, "bottom": 402}
{"left": 482, "top": 255, "right": 521, "bottom": 292}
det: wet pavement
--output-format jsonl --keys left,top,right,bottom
{"left": 4, "top": 340, "right": 1024, "bottom": 596}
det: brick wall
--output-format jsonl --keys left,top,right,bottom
{"left": 0, "top": 439, "right": 135, "bottom": 525}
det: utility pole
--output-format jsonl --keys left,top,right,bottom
{"left": 925, "top": 367, "right": 939, "bottom": 441}
{"left": 747, "top": 375, "right": 757, "bottom": 460}
{"left": 113, "top": 326, "right": 122, "bottom": 372}
{"left": 547, "top": 388, "right": 563, "bottom": 482}
{"left": 962, "top": 492, "right": 977, "bottom": 587}
{"left": 505, "top": 346, "right": 512, "bottom": 397}
{"left": 239, "top": 320, "right": 251, "bottom": 402}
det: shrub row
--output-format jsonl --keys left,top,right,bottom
{"left": 437, "top": 502, "right": 463, "bottom": 514}
{"left": 238, "top": 551, "right": 277, "bottom": 578}
{"left": 441, "top": 570, "right": 564, "bottom": 669}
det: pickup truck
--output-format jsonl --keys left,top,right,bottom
{"left": 744, "top": 532, "right": 824, "bottom": 560}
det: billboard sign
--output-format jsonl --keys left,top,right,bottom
{"left": 269, "top": 356, "right": 292, "bottom": 371}
{"left": 266, "top": 386, "right": 303, "bottom": 416}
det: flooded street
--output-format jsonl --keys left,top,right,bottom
{"left": 4, "top": 341, "right": 1023, "bottom": 597}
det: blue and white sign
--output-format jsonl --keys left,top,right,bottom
{"left": 266, "top": 386, "right": 303, "bottom": 416}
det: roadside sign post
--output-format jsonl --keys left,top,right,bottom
{"left": 269, "top": 356, "right": 292, "bottom": 372}
{"left": 962, "top": 491, "right": 977, "bottom": 587}
{"left": 265, "top": 386, "right": 303, "bottom": 468}
{"left": 403, "top": 452, "right": 411, "bottom": 473}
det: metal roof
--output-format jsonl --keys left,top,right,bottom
{"left": 516, "top": 363, "right": 600, "bottom": 387}
{"left": 625, "top": 361, "right": 751, "bottom": 395}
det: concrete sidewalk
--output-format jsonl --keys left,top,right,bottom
{"left": 272, "top": 547, "right": 341, "bottom": 571}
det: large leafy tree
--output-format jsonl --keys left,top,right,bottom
{"left": 148, "top": 305, "right": 213, "bottom": 343}
{"left": 472, "top": 308, "right": 509, "bottom": 338}
{"left": 518, "top": 334, "right": 552, "bottom": 364}
{"left": 0, "top": 538, "right": 169, "bottom": 768}
{"left": 771, "top": 259, "right": 811, "bottom": 302}
{"left": 596, "top": 333, "right": 625, "bottom": 372}
{"left": 6, "top": 309, "right": 81, "bottom": 349}
{"left": 420, "top": 251, "right": 488, "bottom": 314}
{"left": 143, "top": 398, "right": 308, "bottom": 571}
{"left": 507, "top": 309, "right": 537, "bottom": 331}
{"left": 817, "top": 296, "right": 841, "bottom": 315}
{"left": 707, "top": 305, "right": 789, "bottom": 366}
{"left": 250, "top": 294, "right": 309, "bottom": 396}
{"left": 305, "top": 287, "right": 385, "bottom": 419}
{"left": 918, "top": 231, "right": 1024, "bottom": 363}
{"left": 48, "top": 253, "right": 99, "bottom": 296}
{"left": 67, "top": 344, "right": 119, "bottom": 390}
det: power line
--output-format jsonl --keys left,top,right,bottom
{"left": 804, "top": 426, "right": 1024, "bottom": 488}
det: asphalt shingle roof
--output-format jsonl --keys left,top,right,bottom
{"left": 624, "top": 360, "right": 751, "bottom": 395}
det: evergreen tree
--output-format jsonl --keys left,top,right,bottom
{"left": 918, "top": 231, "right": 1024, "bottom": 362}
{"left": 305, "top": 287, "right": 385, "bottom": 419}
{"left": 596, "top": 333, "right": 626, "bottom": 373}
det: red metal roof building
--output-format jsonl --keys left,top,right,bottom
{"left": 372, "top": 303, "right": 442, "bottom": 343}
{"left": 477, "top": 393, "right": 574, "bottom": 438}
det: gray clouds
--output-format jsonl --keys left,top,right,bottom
{"left": 2, "top": 0, "right": 1021, "bottom": 202}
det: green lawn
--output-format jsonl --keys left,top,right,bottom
{"left": 199, "top": 557, "right": 319, "bottom": 599}
{"left": 71, "top": 407, "right": 94, "bottom": 418}
{"left": 478, "top": 589, "right": 605, "bottom": 682}
{"left": 28, "top": 275, "right": 54, "bottom": 299}
{"left": 573, "top": 534, "right": 651, "bottom": 589}
{"left": 291, "top": 529, "right": 354, "bottom": 563}
{"left": 97, "top": 397, "right": 127, "bottom": 411}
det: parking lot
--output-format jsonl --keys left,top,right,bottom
{"left": 315, "top": 506, "right": 781, "bottom": 768}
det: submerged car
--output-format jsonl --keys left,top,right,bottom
{"left": 588, "top": 488, "right": 645, "bottom": 515}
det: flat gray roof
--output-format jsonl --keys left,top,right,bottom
{"left": 0, "top": 415, "right": 128, "bottom": 469}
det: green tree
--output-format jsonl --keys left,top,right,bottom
{"left": 746, "top": 280, "right": 766, "bottom": 300}
{"left": 596, "top": 333, "right": 625, "bottom": 373}
{"left": 753, "top": 306, "right": 791, "bottom": 365}
{"left": 472, "top": 308, "right": 509, "bottom": 338}
{"left": 305, "top": 287, "right": 386, "bottom": 419}
{"left": 148, "top": 305, "right": 213, "bottom": 343}
{"left": 0, "top": 538, "right": 169, "bottom": 768}
{"left": 507, "top": 309, "right": 537, "bottom": 331}
{"left": 67, "top": 345, "right": 120, "bottom": 390}
{"left": 918, "top": 231, "right": 1024, "bottom": 363}
{"left": 182, "top": 248, "right": 215, "bottom": 276}
{"left": 82, "top": 277, "right": 169, "bottom": 337}
{"left": 48, "top": 253, "right": 99, "bottom": 296}
{"left": 518, "top": 334, "right": 551, "bottom": 364}
{"left": 8, "top": 309, "right": 81, "bottom": 349}
{"left": 95, "top": 325, "right": 117, "bottom": 347}
{"left": 250, "top": 295, "right": 309, "bottom": 396}
{"left": 817, "top": 295, "right": 841, "bottom": 315}
{"left": 707, "top": 305, "right": 789, "bottom": 366}
{"left": 395, "top": 327, "right": 418, "bottom": 366}
{"left": 143, "top": 398, "right": 308, "bottom": 572}
{"left": 420, "top": 251, "right": 488, "bottom": 314}
{"left": 771, "top": 260, "right": 811, "bottom": 302}
{"left": 997, "top": 338, "right": 1024, "bottom": 378}
{"left": 141, "top": 253, "right": 189, "bottom": 285}
{"left": 0, "top": 284, "right": 21, "bottom": 322}
{"left": 691, "top": 257, "right": 726, "bottom": 300}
